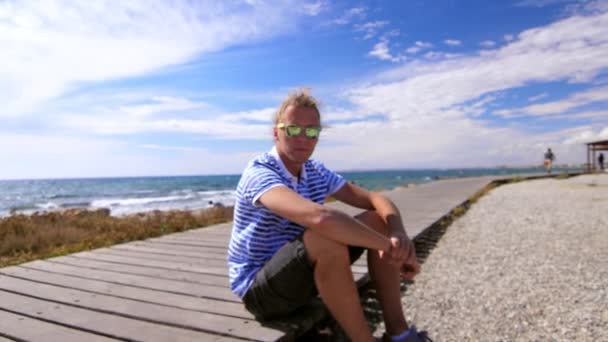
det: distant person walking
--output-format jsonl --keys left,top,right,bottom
{"left": 599, "top": 153, "right": 605, "bottom": 171}
{"left": 544, "top": 148, "right": 555, "bottom": 174}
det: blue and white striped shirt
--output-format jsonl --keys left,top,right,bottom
{"left": 228, "top": 147, "right": 346, "bottom": 298}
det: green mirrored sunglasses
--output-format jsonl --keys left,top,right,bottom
{"left": 277, "top": 123, "right": 321, "bottom": 139}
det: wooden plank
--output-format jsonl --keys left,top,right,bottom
{"left": 147, "top": 236, "right": 229, "bottom": 248}
{"left": 174, "top": 229, "right": 231, "bottom": 238}
{"left": 110, "top": 243, "right": 229, "bottom": 260}
{"left": 0, "top": 309, "right": 118, "bottom": 342}
{"left": 43, "top": 256, "right": 230, "bottom": 286}
{"left": 143, "top": 239, "right": 229, "bottom": 252}
{"left": 0, "top": 266, "right": 253, "bottom": 319}
{"left": 99, "top": 245, "right": 368, "bottom": 278}
{"left": 152, "top": 237, "right": 228, "bottom": 247}
{"left": 0, "top": 275, "right": 287, "bottom": 341}
{"left": 96, "top": 249, "right": 229, "bottom": 267}
{"left": 134, "top": 240, "right": 228, "bottom": 256}
{"left": 159, "top": 233, "right": 230, "bottom": 243}
{"left": 68, "top": 251, "right": 229, "bottom": 277}
{"left": 144, "top": 238, "right": 229, "bottom": 250}
{"left": 0, "top": 290, "right": 228, "bottom": 342}
{"left": 23, "top": 259, "right": 236, "bottom": 301}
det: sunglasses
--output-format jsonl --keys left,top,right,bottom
{"left": 277, "top": 123, "right": 321, "bottom": 139}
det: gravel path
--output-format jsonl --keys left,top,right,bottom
{"left": 386, "top": 174, "right": 608, "bottom": 341}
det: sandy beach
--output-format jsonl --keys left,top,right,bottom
{"left": 381, "top": 174, "right": 608, "bottom": 341}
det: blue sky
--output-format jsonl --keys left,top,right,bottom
{"left": 1, "top": 0, "right": 608, "bottom": 179}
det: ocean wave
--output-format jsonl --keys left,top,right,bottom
{"left": 48, "top": 194, "right": 80, "bottom": 199}
{"left": 8, "top": 204, "right": 39, "bottom": 211}
{"left": 36, "top": 202, "right": 60, "bottom": 210}
{"left": 59, "top": 201, "right": 92, "bottom": 208}
{"left": 91, "top": 194, "right": 195, "bottom": 208}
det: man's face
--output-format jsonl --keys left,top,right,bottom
{"left": 274, "top": 105, "right": 320, "bottom": 165}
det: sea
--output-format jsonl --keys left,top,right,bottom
{"left": 0, "top": 167, "right": 580, "bottom": 217}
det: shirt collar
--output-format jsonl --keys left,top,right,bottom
{"left": 270, "top": 146, "right": 307, "bottom": 182}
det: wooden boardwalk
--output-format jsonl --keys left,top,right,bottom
{"left": 0, "top": 173, "right": 571, "bottom": 341}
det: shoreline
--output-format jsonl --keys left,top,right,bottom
{"left": 0, "top": 167, "right": 584, "bottom": 218}
{"left": 0, "top": 171, "right": 582, "bottom": 270}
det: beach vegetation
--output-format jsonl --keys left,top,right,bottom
{"left": 0, "top": 207, "right": 233, "bottom": 268}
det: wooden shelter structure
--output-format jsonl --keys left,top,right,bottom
{"left": 586, "top": 139, "right": 608, "bottom": 171}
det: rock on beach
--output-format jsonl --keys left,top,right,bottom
{"left": 392, "top": 174, "right": 608, "bottom": 341}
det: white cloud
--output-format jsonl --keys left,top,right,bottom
{"left": 423, "top": 51, "right": 462, "bottom": 60}
{"left": 218, "top": 108, "right": 276, "bottom": 123}
{"left": 300, "top": 1, "right": 327, "bottom": 16}
{"left": 504, "top": 34, "right": 515, "bottom": 41}
{"left": 368, "top": 40, "right": 404, "bottom": 63}
{"left": 497, "top": 86, "right": 608, "bottom": 117}
{"left": 354, "top": 20, "right": 389, "bottom": 40}
{"left": 406, "top": 41, "right": 433, "bottom": 54}
{"left": 479, "top": 40, "right": 496, "bottom": 47}
{"left": 63, "top": 116, "right": 271, "bottom": 138}
{"left": 119, "top": 96, "right": 207, "bottom": 118}
{"left": 0, "top": 133, "right": 262, "bottom": 179}
{"left": 0, "top": 0, "right": 308, "bottom": 118}
{"left": 548, "top": 110, "right": 608, "bottom": 121}
{"left": 343, "top": 9, "right": 608, "bottom": 166}
{"left": 561, "top": 125, "right": 608, "bottom": 145}
{"left": 444, "top": 39, "right": 462, "bottom": 46}
{"left": 332, "top": 7, "right": 366, "bottom": 25}
{"left": 59, "top": 108, "right": 273, "bottom": 138}
{"left": 416, "top": 41, "right": 433, "bottom": 48}
{"left": 528, "top": 92, "right": 549, "bottom": 102}
{"left": 323, "top": 107, "right": 377, "bottom": 121}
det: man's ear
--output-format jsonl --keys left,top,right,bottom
{"left": 273, "top": 127, "right": 279, "bottom": 141}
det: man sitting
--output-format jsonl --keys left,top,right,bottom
{"left": 228, "top": 89, "right": 428, "bottom": 342}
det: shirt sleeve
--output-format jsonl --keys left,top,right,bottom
{"left": 241, "top": 164, "right": 286, "bottom": 207}
{"left": 315, "top": 161, "right": 346, "bottom": 196}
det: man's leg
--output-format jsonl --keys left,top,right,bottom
{"left": 303, "top": 230, "right": 375, "bottom": 342}
{"left": 355, "top": 210, "right": 409, "bottom": 337}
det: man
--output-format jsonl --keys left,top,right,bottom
{"left": 544, "top": 148, "right": 555, "bottom": 174}
{"left": 228, "top": 89, "right": 427, "bottom": 342}
{"left": 599, "top": 153, "right": 605, "bottom": 171}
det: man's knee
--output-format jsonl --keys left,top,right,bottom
{"left": 355, "top": 210, "right": 389, "bottom": 235}
{"left": 303, "top": 229, "right": 350, "bottom": 265}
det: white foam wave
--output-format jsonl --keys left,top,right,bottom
{"left": 36, "top": 202, "right": 59, "bottom": 210}
{"left": 92, "top": 195, "right": 194, "bottom": 208}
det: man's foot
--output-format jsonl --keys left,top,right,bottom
{"left": 382, "top": 326, "right": 433, "bottom": 342}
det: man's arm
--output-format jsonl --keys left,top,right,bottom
{"left": 332, "top": 182, "right": 419, "bottom": 278}
{"left": 258, "top": 186, "right": 390, "bottom": 252}
{"left": 331, "top": 182, "right": 405, "bottom": 236}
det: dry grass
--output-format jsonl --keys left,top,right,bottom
{"left": 0, "top": 207, "right": 233, "bottom": 268}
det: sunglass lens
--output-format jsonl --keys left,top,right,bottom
{"left": 305, "top": 127, "right": 320, "bottom": 138}
{"left": 286, "top": 125, "right": 302, "bottom": 137}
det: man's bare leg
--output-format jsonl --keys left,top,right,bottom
{"left": 356, "top": 210, "right": 409, "bottom": 336}
{"left": 303, "top": 229, "right": 375, "bottom": 342}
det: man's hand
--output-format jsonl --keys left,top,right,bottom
{"left": 380, "top": 233, "right": 421, "bottom": 281}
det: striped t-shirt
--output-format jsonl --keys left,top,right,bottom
{"left": 228, "top": 147, "right": 346, "bottom": 298}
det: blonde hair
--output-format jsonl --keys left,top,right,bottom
{"left": 273, "top": 88, "right": 321, "bottom": 125}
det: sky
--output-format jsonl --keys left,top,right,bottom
{"left": 1, "top": 0, "right": 608, "bottom": 180}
